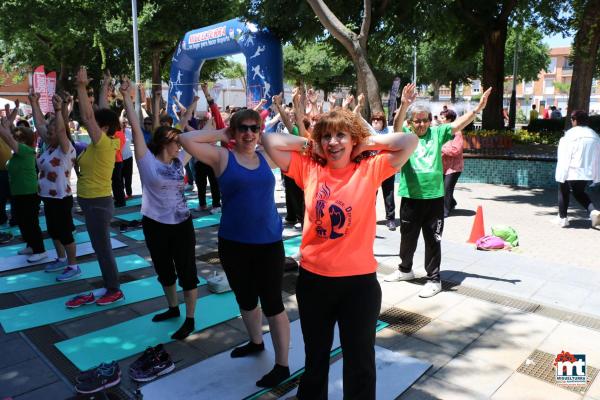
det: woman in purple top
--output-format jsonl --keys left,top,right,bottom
{"left": 120, "top": 79, "right": 198, "bottom": 340}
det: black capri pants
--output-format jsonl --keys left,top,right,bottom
{"left": 218, "top": 237, "right": 285, "bottom": 317}
{"left": 142, "top": 215, "right": 199, "bottom": 291}
{"left": 42, "top": 196, "right": 75, "bottom": 245}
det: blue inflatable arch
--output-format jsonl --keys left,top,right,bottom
{"left": 168, "top": 18, "right": 283, "bottom": 118}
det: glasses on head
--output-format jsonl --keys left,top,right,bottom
{"left": 411, "top": 118, "right": 430, "bottom": 124}
{"left": 237, "top": 124, "right": 260, "bottom": 133}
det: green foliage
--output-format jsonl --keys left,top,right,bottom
{"left": 553, "top": 82, "right": 571, "bottom": 94}
{"left": 504, "top": 26, "right": 550, "bottom": 82}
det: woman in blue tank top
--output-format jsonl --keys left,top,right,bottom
{"left": 180, "top": 109, "right": 290, "bottom": 388}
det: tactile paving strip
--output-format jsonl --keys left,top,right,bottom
{"left": 378, "top": 307, "right": 432, "bottom": 336}
{"left": 517, "top": 349, "right": 599, "bottom": 394}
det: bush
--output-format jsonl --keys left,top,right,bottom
{"left": 511, "top": 129, "right": 562, "bottom": 145}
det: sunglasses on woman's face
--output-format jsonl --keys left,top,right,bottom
{"left": 238, "top": 124, "right": 260, "bottom": 133}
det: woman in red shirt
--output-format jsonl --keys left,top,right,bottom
{"left": 263, "top": 103, "right": 417, "bottom": 399}
{"left": 440, "top": 109, "right": 464, "bottom": 217}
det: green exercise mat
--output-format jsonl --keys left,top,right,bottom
{"left": 0, "top": 231, "right": 115, "bottom": 258}
{"left": 283, "top": 235, "right": 302, "bottom": 257}
{"left": 0, "top": 216, "right": 84, "bottom": 238}
{"left": 0, "top": 254, "right": 150, "bottom": 294}
{"left": 121, "top": 214, "right": 221, "bottom": 241}
{"left": 56, "top": 291, "right": 239, "bottom": 370}
{"left": 0, "top": 275, "right": 207, "bottom": 333}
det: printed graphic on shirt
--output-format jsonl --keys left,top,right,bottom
{"left": 314, "top": 182, "right": 352, "bottom": 240}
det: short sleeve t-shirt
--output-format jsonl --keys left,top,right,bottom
{"left": 285, "top": 152, "right": 397, "bottom": 277}
{"left": 8, "top": 143, "right": 38, "bottom": 195}
{"left": 0, "top": 140, "right": 12, "bottom": 171}
{"left": 114, "top": 130, "right": 125, "bottom": 162}
{"left": 398, "top": 124, "right": 453, "bottom": 199}
{"left": 37, "top": 143, "right": 76, "bottom": 198}
{"left": 137, "top": 150, "right": 190, "bottom": 224}
{"left": 77, "top": 134, "right": 120, "bottom": 198}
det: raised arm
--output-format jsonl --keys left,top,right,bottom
{"left": 28, "top": 90, "right": 48, "bottom": 139}
{"left": 450, "top": 87, "right": 491, "bottom": 133}
{"left": 253, "top": 98, "right": 267, "bottom": 112}
{"left": 50, "top": 94, "right": 70, "bottom": 154}
{"left": 98, "top": 70, "right": 112, "bottom": 110}
{"left": 262, "top": 131, "right": 309, "bottom": 172}
{"left": 351, "top": 131, "right": 418, "bottom": 170}
{"left": 172, "top": 95, "right": 187, "bottom": 115}
{"left": 272, "top": 93, "right": 294, "bottom": 134}
{"left": 179, "top": 95, "right": 199, "bottom": 132}
{"left": 292, "top": 89, "right": 309, "bottom": 138}
{"left": 0, "top": 117, "right": 18, "bottom": 153}
{"left": 393, "top": 83, "right": 416, "bottom": 132}
{"left": 179, "top": 128, "right": 228, "bottom": 173}
{"left": 75, "top": 67, "right": 103, "bottom": 144}
{"left": 119, "top": 78, "right": 148, "bottom": 160}
{"left": 353, "top": 93, "right": 365, "bottom": 115}
{"left": 6, "top": 99, "right": 20, "bottom": 125}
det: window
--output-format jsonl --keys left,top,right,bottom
{"left": 563, "top": 58, "right": 573, "bottom": 70}
{"left": 544, "top": 78, "right": 554, "bottom": 94}
{"left": 471, "top": 79, "right": 481, "bottom": 93}
{"left": 547, "top": 57, "right": 557, "bottom": 74}
{"left": 229, "top": 79, "right": 238, "bottom": 87}
{"left": 524, "top": 81, "right": 534, "bottom": 95}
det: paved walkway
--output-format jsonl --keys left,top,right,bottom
{"left": 2, "top": 170, "right": 600, "bottom": 399}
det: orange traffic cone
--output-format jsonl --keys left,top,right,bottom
{"left": 467, "top": 205, "right": 485, "bottom": 243}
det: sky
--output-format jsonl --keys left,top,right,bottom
{"left": 543, "top": 32, "right": 574, "bottom": 48}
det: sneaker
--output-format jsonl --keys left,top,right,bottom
{"left": 129, "top": 344, "right": 165, "bottom": 374}
{"left": 27, "top": 252, "right": 48, "bottom": 263}
{"left": 384, "top": 270, "right": 415, "bottom": 282}
{"left": 553, "top": 216, "right": 569, "bottom": 228}
{"left": 17, "top": 246, "right": 33, "bottom": 255}
{"left": 283, "top": 219, "right": 297, "bottom": 227}
{"left": 76, "top": 361, "right": 120, "bottom": 384}
{"left": 294, "top": 222, "right": 302, "bottom": 230}
{"left": 96, "top": 289, "right": 124, "bottom": 306}
{"left": 419, "top": 281, "right": 442, "bottom": 298}
{"left": 386, "top": 220, "right": 397, "bottom": 231}
{"left": 210, "top": 207, "right": 221, "bottom": 215}
{"left": 199, "top": 205, "right": 209, "bottom": 211}
{"left": 66, "top": 292, "right": 96, "bottom": 308}
{"left": 44, "top": 258, "right": 68, "bottom": 273}
{"left": 129, "top": 348, "right": 175, "bottom": 382}
{"left": 56, "top": 265, "right": 82, "bottom": 282}
{"left": 75, "top": 364, "right": 121, "bottom": 394}
{"left": 591, "top": 210, "right": 600, "bottom": 228}
{"left": 185, "top": 184, "right": 194, "bottom": 192}
{"left": 0, "top": 232, "right": 13, "bottom": 244}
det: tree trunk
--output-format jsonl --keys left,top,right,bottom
{"left": 450, "top": 81, "right": 457, "bottom": 103}
{"left": 57, "top": 62, "right": 69, "bottom": 92}
{"left": 431, "top": 81, "right": 440, "bottom": 101}
{"left": 566, "top": 0, "right": 600, "bottom": 128}
{"left": 482, "top": 27, "right": 508, "bottom": 130}
{"left": 151, "top": 48, "right": 162, "bottom": 130}
{"left": 352, "top": 43, "right": 383, "bottom": 118}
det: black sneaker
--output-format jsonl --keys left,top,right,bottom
{"left": 75, "top": 361, "right": 120, "bottom": 384}
{"left": 129, "top": 347, "right": 175, "bottom": 382}
{"left": 75, "top": 364, "right": 121, "bottom": 394}
{"left": 128, "top": 344, "right": 164, "bottom": 374}
{"left": 386, "top": 220, "right": 397, "bottom": 231}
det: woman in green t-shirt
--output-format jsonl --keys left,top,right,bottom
{"left": 0, "top": 120, "right": 46, "bottom": 262}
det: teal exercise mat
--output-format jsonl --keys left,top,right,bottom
{"left": 121, "top": 214, "right": 222, "bottom": 241}
{"left": 0, "top": 216, "right": 84, "bottom": 238}
{"left": 0, "top": 275, "right": 207, "bottom": 333}
{"left": 56, "top": 291, "right": 240, "bottom": 370}
{"left": 126, "top": 197, "right": 142, "bottom": 207}
{"left": 283, "top": 235, "right": 302, "bottom": 257}
{"left": 0, "top": 231, "right": 115, "bottom": 258}
{"left": 122, "top": 195, "right": 208, "bottom": 210}
{"left": 0, "top": 255, "right": 150, "bottom": 294}
{"left": 115, "top": 211, "right": 142, "bottom": 222}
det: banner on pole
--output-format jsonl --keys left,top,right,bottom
{"left": 387, "top": 77, "right": 401, "bottom": 126}
{"left": 32, "top": 65, "right": 56, "bottom": 114}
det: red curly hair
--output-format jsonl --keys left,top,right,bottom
{"left": 311, "top": 108, "right": 371, "bottom": 147}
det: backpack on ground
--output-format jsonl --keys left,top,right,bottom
{"left": 475, "top": 235, "right": 507, "bottom": 251}
{"left": 491, "top": 225, "right": 519, "bottom": 247}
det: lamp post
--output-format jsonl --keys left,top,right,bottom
{"left": 508, "top": 30, "right": 520, "bottom": 130}
{"left": 131, "top": 0, "right": 142, "bottom": 122}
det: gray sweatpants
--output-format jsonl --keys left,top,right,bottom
{"left": 78, "top": 196, "right": 120, "bottom": 290}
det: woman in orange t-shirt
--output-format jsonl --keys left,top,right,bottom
{"left": 263, "top": 107, "right": 417, "bottom": 399}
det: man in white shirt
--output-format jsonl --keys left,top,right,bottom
{"left": 554, "top": 110, "right": 600, "bottom": 228}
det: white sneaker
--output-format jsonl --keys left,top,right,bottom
{"left": 552, "top": 215, "right": 569, "bottom": 228}
{"left": 17, "top": 246, "right": 33, "bottom": 255}
{"left": 27, "top": 252, "right": 48, "bottom": 263}
{"left": 384, "top": 270, "right": 415, "bottom": 282}
{"left": 210, "top": 207, "right": 221, "bottom": 215}
{"left": 419, "top": 281, "right": 442, "bottom": 298}
{"left": 591, "top": 210, "right": 600, "bottom": 227}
